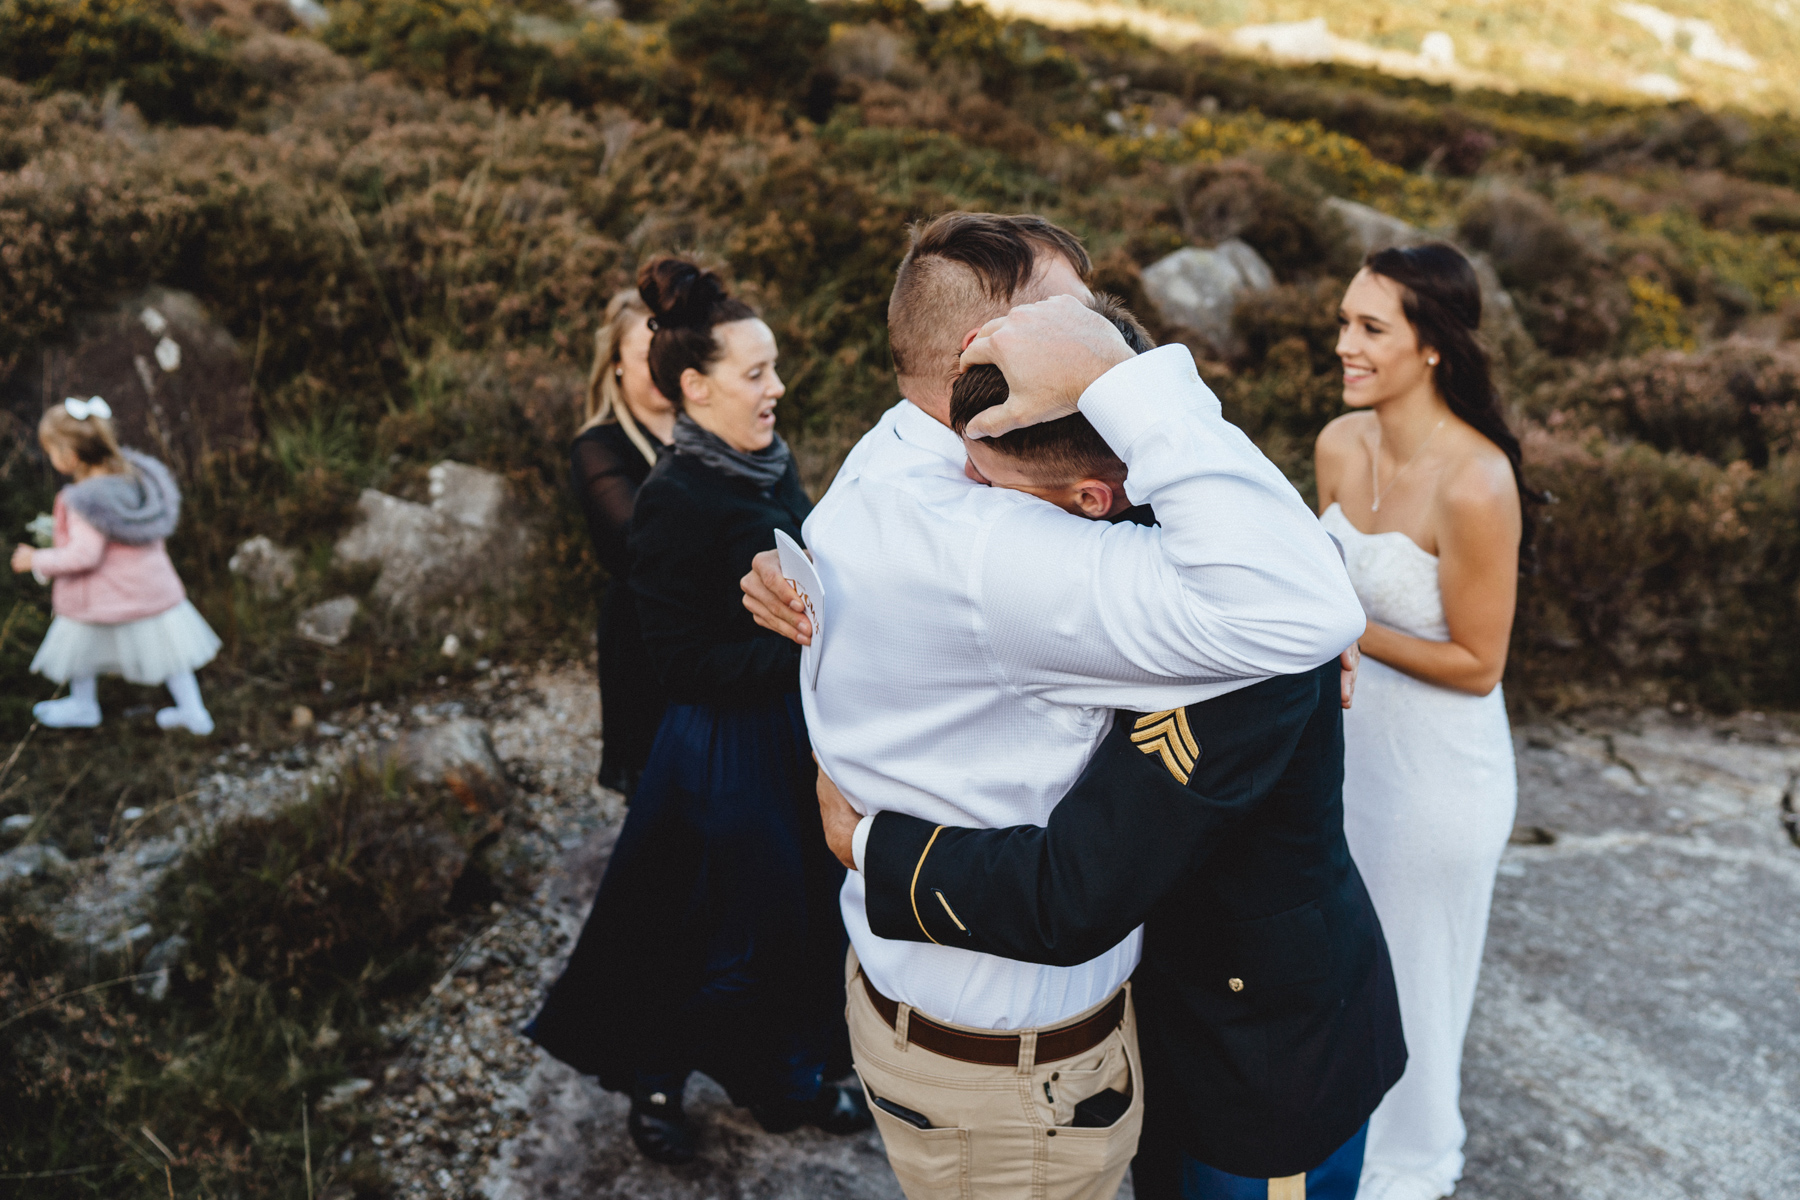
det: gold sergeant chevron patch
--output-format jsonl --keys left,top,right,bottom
{"left": 1131, "top": 709, "right": 1200, "bottom": 784}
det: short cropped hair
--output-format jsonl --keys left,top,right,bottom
{"left": 888, "top": 212, "right": 1092, "bottom": 379}
{"left": 948, "top": 294, "right": 1153, "bottom": 484}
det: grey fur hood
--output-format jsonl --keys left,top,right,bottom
{"left": 64, "top": 449, "right": 181, "bottom": 545}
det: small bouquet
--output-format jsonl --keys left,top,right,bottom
{"left": 27, "top": 513, "right": 53, "bottom": 549}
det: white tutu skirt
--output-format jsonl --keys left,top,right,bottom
{"left": 30, "top": 600, "right": 222, "bottom": 685}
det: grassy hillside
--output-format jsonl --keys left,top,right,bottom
{"left": 4, "top": 0, "right": 1800, "bottom": 1192}
{"left": 978, "top": 0, "right": 1800, "bottom": 113}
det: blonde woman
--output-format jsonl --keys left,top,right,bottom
{"left": 574, "top": 288, "right": 677, "bottom": 794}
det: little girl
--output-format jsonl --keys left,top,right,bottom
{"left": 9, "top": 398, "right": 221, "bottom": 734}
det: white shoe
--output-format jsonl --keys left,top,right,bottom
{"left": 156, "top": 706, "right": 215, "bottom": 736}
{"left": 34, "top": 696, "right": 101, "bottom": 728}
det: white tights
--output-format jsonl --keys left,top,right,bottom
{"left": 33, "top": 672, "right": 213, "bottom": 735}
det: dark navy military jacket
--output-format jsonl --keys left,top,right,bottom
{"left": 860, "top": 661, "right": 1407, "bottom": 1179}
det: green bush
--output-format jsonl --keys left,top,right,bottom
{"left": 0, "top": 765, "right": 470, "bottom": 1197}
{"left": 324, "top": 0, "right": 554, "bottom": 101}
{"left": 666, "top": 0, "right": 828, "bottom": 99}
{"left": 1520, "top": 429, "right": 1800, "bottom": 709}
{"left": 0, "top": 0, "right": 246, "bottom": 123}
{"left": 1527, "top": 344, "right": 1800, "bottom": 468}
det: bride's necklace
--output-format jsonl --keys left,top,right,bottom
{"left": 1370, "top": 419, "right": 1445, "bottom": 513}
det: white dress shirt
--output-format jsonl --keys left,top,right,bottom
{"left": 801, "top": 345, "right": 1364, "bottom": 1031}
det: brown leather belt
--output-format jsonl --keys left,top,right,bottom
{"left": 860, "top": 974, "right": 1126, "bottom": 1067}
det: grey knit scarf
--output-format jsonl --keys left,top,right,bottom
{"left": 64, "top": 448, "right": 180, "bottom": 544}
{"left": 672, "top": 413, "right": 791, "bottom": 491}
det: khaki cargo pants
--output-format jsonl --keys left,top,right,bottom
{"left": 847, "top": 951, "right": 1144, "bottom": 1200}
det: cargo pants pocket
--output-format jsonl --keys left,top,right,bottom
{"left": 865, "top": 1096, "right": 971, "bottom": 1200}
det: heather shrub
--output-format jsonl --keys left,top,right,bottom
{"left": 1528, "top": 343, "right": 1800, "bottom": 468}
{"left": 666, "top": 0, "right": 829, "bottom": 99}
{"left": 0, "top": 0, "right": 246, "bottom": 123}
{"left": 1519, "top": 428, "right": 1800, "bottom": 709}
{"left": 0, "top": 765, "right": 472, "bottom": 1197}
{"left": 1174, "top": 159, "right": 1355, "bottom": 280}
{"left": 1459, "top": 182, "right": 1631, "bottom": 356}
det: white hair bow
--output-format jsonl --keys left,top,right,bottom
{"left": 63, "top": 396, "right": 112, "bottom": 421}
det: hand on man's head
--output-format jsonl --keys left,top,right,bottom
{"left": 959, "top": 295, "right": 1136, "bottom": 440}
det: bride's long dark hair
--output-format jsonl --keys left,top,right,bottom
{"left": 1364, "top": 243, "right": 1541, "bottom": 572}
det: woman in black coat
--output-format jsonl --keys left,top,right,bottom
{"left": 571, "top": 288, "right": 675, "bottom": 795}
{"left": 527, "top": 260, "right": 866, "bottom": 1165}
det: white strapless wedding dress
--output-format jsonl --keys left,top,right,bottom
{"left": 1319, "top": 504, "right": 1517, "bottom": 1200}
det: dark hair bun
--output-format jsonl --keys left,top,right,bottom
{"left": 638, "top": 257, "right": 729, "bottom": 330}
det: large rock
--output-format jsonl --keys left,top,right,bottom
{"left": 1140, "top": 239, "right": 1275, "bottom": 355}
{"left": 0, "top": 842, "right": 72, "bottom": 889}
{"left": 1325, "top": 196, "right": 1424, "bottom": 259}
{"left": 297, "top": 595, "right": 360, "bottom": 646}
{"left": 396, "top": 718, "right": 510, "bottom": 813}
{"left": 2, "top": 287, "right": 256, "bottom": 475}
{"left": 1323, "top": 197, "right": 1532, "bottom": 359}
{"left": 229, "top": 535, "right": 300, "bottom": 599}
{"left": 334, "top": 461, "right": 522, "bottom": 616}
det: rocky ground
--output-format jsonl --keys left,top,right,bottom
{"left": 18, "top": 665, "right": 1798, "bottom": 1199}
{"left": 407, "top": 679, "right": 1800, "bottom": 1200}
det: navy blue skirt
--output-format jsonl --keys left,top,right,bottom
{"left": 526, "top": 692, "right": 850, "bottom": 1104}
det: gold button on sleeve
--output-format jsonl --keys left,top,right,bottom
{"left": 1228, "top": 977, "right": 1244, "bottom": 992}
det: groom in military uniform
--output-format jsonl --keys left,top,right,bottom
{"left": 814, "top": 299, "right": 1407, "bottom": 1199}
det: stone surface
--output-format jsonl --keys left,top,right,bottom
{"left": 394, "top": 717, "right": 511, "bottom": 811}
{"left": 451, "top": 706, "right": 1797, "bottom": 1200}
{"left": 1459, "top": 711, "right": 1800, "bottom": 1200}
{"left": 136, "top": 933, "right": 189, "bottom": 1002}
{"left": 428, "top": 461, "right": 509, "bottom": 530}
{"left": 1326, "top": 196, "right": 1424, "bottom": 259}
{"left": 1322, "top": 197, "right": 1532, "bottom": 358}
{"left": 297, "top": 595, "right": 360, "bottom": 646}
{"left": 1140, "top": 239, "right": 1275, "bottom": 354}
{"left": 334, "top": 461, "right": 521, "bottom": 616}
{"left": 1, "top": 287, "right": 256, "bottom": 474}
{"left": 228, "top": 535, "right": 300, "bottom": 599}
{"left": 0, "top": 841, "right": 72, "bottom": 886}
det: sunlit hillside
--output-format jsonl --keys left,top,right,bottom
{"left": 974, "top": 0, "right": 1800, "bottom": 112}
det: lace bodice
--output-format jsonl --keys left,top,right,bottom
{"left": 1320, "top": 503, "right": 1448, "bottom": 642}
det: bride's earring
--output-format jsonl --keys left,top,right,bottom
{"left": 615, "top": 368, "right": 624, "bottom": 380}
{"left": 1427, "top": 355, "right": 1439, "bottom": 366}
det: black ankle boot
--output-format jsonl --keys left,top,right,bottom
{"left": 752, "top": 1081, "right": 873, "bottom": 1135}
{"left": 628, "top": 1090, "right": 697, "bottom": 1165}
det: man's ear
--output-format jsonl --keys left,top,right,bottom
{"left": 959, "top": 327, "right": 982, "bottom": 354}
{"left": 1072, "top": 479, "right": 1117, "bottom": 520}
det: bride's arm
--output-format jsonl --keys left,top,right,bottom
{"left": 1359, "top": 456, "right": 1521, "bottom": 696}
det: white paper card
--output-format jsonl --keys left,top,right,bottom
{"left": 773, "top": 529, "right": 823, "bottom": 690}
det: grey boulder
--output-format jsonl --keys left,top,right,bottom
{"left": 396, "top": 718, "right": 510, "bottom": 812}
{"left": 334, "top": 461, "right": 523, "bottom": 617}
{"left": 1140, "top": 239, "right": 1276, "bottom": 355}
{"left": 229, "top": 536, "right": 300, "bottom": 600}
{"left": 297, "top": 596, "right": 361, "bottom": 646}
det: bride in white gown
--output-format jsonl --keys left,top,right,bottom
{"left": 1314, "top": 243, "right": 1535, "bottom": 1200}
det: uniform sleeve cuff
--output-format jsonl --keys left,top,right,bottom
{"left": 862, "top": 811, "right": 942, "bottom": 943}
{"left": 851, "top": 815, "right": 873, "bottom": 873}
{"left": 1078, "top": 344, "right": 1216, "bottom": 460}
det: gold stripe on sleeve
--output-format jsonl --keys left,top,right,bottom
{"left": 909, "top": 826, "right": 947, "bottom": 946}
{"left": 1131, "top": 710, "right": 1198, "bottom": 784}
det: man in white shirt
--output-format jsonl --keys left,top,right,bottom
{"left": 741, "top": 213, "right": 1363, "bottom": 1200}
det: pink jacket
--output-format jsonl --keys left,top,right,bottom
{"left": 33, "top": 492, "right": 187, "bottom": 625}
